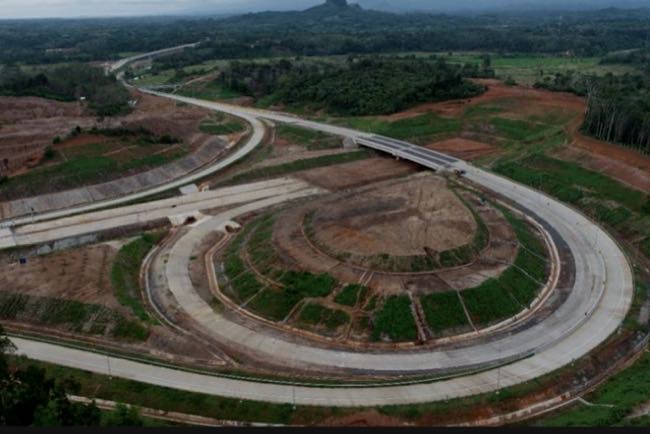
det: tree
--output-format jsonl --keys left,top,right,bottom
{"left": 0, "top": 326, "right": 100, "bottom": 426}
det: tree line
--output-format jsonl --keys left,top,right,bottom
{"left": 535, "top": 70, "right": 650, "bottom": 153}
{"left": 2, "top": 8, "right": 650, "bottom": 66}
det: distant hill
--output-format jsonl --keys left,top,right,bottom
{"left": 216, "top": 0, "right": 407, "bottom": 30}
{"left": 181, "top": 0, "right": 650, "bottom": 16}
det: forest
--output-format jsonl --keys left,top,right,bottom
{"left": 535, "top": 69, "right": 650, "bottom": 153}
{"left": 0, "top": 64, "right": 131, "bottom": 117}
{"left": 216, "top": 57, "right": 487, "bottom": 115}
{"left": 2, "top": 6, "right": 650, "bottom": 66}
{"left": 582, "top": 74, "right": 650, "bottom": 152}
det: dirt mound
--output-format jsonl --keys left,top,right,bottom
{"left": 295, "top": 157, "right": 421, "bottom": 190}
{"left": 312, "top": 176, "right": 477, "bottom": 256}
{"left": 426, "top": 138, "right": 497, "bottom": 161}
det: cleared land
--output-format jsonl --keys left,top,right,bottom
{"left": 0, "top": 238, "right": 220, "bottom": 365}
{"left": 0, "top": 92, "right": 246, "bottom": 201}
{"left": 310, "top": 176, "right": 477, "bottom": 257}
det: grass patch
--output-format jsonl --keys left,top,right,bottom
{"left": 177, "top": 81, "right": 242, "bottom": 100}
{"left": 461, "top": 280, "right": 522, "bottom": 325}
{"left": 539, "top": 352, "right": 650, "bottom": 426}
{"left": 111, "top": 233, "right": 162, "bottom": 322}
{"left": 199, "top": 120, "right": 246, "bottom": 135}
{"left": 460, "top": 208, "right": 548, "bottom": 326}
{"left": 364, "top": 295, "right": 379, "bottom": 312}
{"left": 490, "top": 117, "right": 551, "bottom": 141}
{"left": 335, "top": 112, "right": 461, "bottom": 144}
{"left": 420, "top": 292, "right": 468, "bottom": 334}
{"left": 0, "top": 150, "right": 186, "bottom": 200}
{"left": 297, "top": 303, "right": 350, "bottom": 331}
{"left": 334, "top": 284, "right": 368, "bottom": 307}
{"left": 247, "top": 272, "right": 336, "bottom": 321}
{"left": 0, "top": 292, "right": 148, "bottom": 341}
{"left": 280, "top": 271, "right": 337, "bottom": 298}
{"left": 276, "top": 124, "right": 341, "bottom": 150}
{"left": 371, "top": 295, "right": 418, "bottom": 342}
{"left": 494, "top": 153, "right": 647, "bottom": 213}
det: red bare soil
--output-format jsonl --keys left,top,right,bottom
{"left": 385, "top": 79, "right": 650, "bottom": 193}
{"left": 426, "top": 137, "right": 497, "bottom": 161}
{"left": 319, "top": 410, "right": 407, "bottom": 427}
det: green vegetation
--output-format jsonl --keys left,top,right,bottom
{"left": 0, "top": 292, "right": 148, "bottom": 341}
{"left": 222, "top": 226, "right": 265, "bottom": 304}
{"left": 336, "top": 112, "right": 462, "bottom": 144}
{"left": 462, "top": 208, "right": 547, "bottom": 325}
{"left": 420, "top": 292, "right": 468, "bottom": 334}
{"left": 461, "top": 280, "right": 522, "bottom": 325}
{"left": 101, "top": 404, "right": 145, "bottom": 427}
{"left": 491, "top": 117, "right": 551, "bottom": 141}
{"left": 334, "top": 284, "right": 368, "bottom": 307}
{"left": 371, "top": 295, "right": 418, "bottom": 342}
{"left": 199, "top": 116, "right": 246, "bottom": 136}
{"left": 642, "top": 238, "right": 650, "bottom": 258}
{"left": 534, "top": 69, "right": 650, "bottom": 153}
{"left": 276, "top": 124, "right": 342, "bottom": 150}
{"left": 0, "top": 64, "right": 130, "bottom": 116}
{"left": 418, "top": 206, "right": 547, "bottom": 330}
{"left": 225, "top": 149, "right": 371, "bottom": 185}
{"left": 4, "top": 353, "right": 299, "bottom": 425}
{"left": 111, "top": 233, "right": 161, "bottom": 323}
{"left": 0, "top": 135, "right": 187, "bottom": 201}
{"left": 0, "top": 326, "right": 103, "bottom": 426}
{"left": 539, "top": 352, "right": 650, "bottom": 426}
{"left": 495, "top": 154, "right": 647, "bottom": 214}
{"left": 247, "top": 271, "right": 337, "bottom": 321}
{"left": 5, "top": 6, "right": 650, "bottom": 68}
{"left": 364, "top": 295, "right": 379, "bottom": 312}
{"left": 298, "top": 303, "right": 350, "bottom": 331}
{"left": 444, "top": 53, "right": 635, "bottom": 86}
{"left": 221, "top": 57, "right": 485, "bottom": 116}
{"left": 280, "top": 271, "right": 337, "bottom": 298}
{"left": 222, "top": 214, "right": 338, "bottom": 321}
{"left": 177, "top": 81, "right": 242, "bottom": 101}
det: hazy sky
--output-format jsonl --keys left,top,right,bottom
{"left": 1, "top": 0, "right": 647, "bottom": 19}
